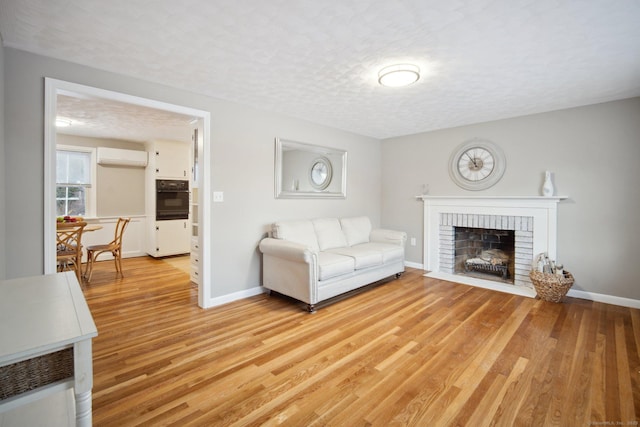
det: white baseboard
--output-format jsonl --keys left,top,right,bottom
{"left": 567, "top": 288, "right": 640, "bottom": 309}
{"left": 205, "top": 286, "right": 266, "bottom": 309}
{"left": 404, "top": 261, "right": 424, "bottom": 269}
{"left": 203, "top": 277, "right": 640, "bottom": 311}
{"left": 423, "top": 271, "right": 640, "bottom": 309}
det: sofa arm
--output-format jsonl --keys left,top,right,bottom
{"left": 259, "top": 238, "right": 317, "bottom": 264}
{"left": 370, "top": 229, "right": 407, "bottom": 247}
{"left": 259, "top": 238, "right": 319, "bottom": 305}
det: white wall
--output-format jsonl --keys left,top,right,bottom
{"left": 381, "top": 98, "right": 640, "bottom": 300}
{"left": 2, "top": 48, "right": 382, "bottom": 299}
{"left": 0, "top": 43, "right": 5, "bottom": 278}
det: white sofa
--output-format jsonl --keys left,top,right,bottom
{"left": 259, "top": 216, "right": 407, "bottom": 312}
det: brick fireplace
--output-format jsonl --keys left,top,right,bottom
{"left": 439, "top": 213, "right": 532, "bottom": 287}
{"left": 422, "top": 196, "right": 565, "bottom": 297}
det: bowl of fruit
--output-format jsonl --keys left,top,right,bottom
{"left": 57, "top": 216, "right": 83, "bottom": 223}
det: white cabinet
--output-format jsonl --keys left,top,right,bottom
{"left": 189, "top": 123, "right": 203, "bottom": 285}
{"left": 148, "top": 140, "right": 190, "bottom": 179}
{"left": 150, "top": 219, "right": 190, "bottom": 257}
{"left": 190, "top": 188, "right": 200, "bottom": 283}
{"left": 145, "top": 139, "right": 192, "bottom": 258}
{"left": 190, "top": 236, "right": 200, "bottom": 284}
{"left": 191, "top": 126, "right": 202, "bottom": 188}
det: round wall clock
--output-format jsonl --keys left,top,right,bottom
{"left": 309, "top": 157, "right": 332, "bottom": 190}
{"left": 449, "top": 138, "right": 506, "bottom": 191}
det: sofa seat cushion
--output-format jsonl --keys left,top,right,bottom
{"left": 327, "top": 247, "right": 383, "bottom": 270}
{"left": 317, "top": 252, "right": 355, "bottom": 281}
{"left": 351, "top": 242, "right": 404, "bottom": 264}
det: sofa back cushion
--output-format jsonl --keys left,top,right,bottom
{"left": 272, "top": 220, "right": 319, "bottom": 252}
{"left": 312, "top": 218, "right": 348, "bottom": 251}
{"left": 340, "top": 216, "right": 372, "bottom": 246}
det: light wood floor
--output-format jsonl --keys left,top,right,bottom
{"left": 82, "top": 256, "right": 639, "bottom": 426}
{"left": 160, "top": 254, "right": 191, "bottom": 275}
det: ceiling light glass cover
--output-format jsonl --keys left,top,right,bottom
{"left": 55, "top": 118, "right": 72, "bottom": 127}
{"left": 378, "top": 64, "right": 420, "bottom": 87}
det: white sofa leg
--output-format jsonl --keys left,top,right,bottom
{"left": 307, "top": 304, "right": 316, "bottom": 313}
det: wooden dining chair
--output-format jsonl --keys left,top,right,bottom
{"left": 56, "top": 221, "right": 87, "bottom": 282}
{"left": 84, "top": 217, "right": 130, "bottom": 282}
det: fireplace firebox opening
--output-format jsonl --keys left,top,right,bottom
{"left": 454, "top": 227, "right": 515, "bottom": 284}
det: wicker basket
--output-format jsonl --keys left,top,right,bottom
{"left": 529, "top": 270, "right": 574, "bottom": 303}
{"left": 0, "top": 348, "right": 74, "bottom": 399}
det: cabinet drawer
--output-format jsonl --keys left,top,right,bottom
{"left": 190, "top": 266, "right": 200, "bottom": 284}
{"left": 190, "top": 253, "right": 199, "bottom": 266}
{"left": 190, "top": 237, "right": 200, "bottom": 253}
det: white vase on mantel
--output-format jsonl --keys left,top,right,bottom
{"left": 542, "top": 171, "right": 554, "bottom": 197}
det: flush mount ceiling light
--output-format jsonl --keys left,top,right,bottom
{"left": 55, "top": 118, "right": 72, "bottom": 127}
{"left": 378, "top": 64, "right": 420, "bottom": 87}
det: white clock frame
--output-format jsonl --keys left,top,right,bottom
{"left": 309, "top": 156, "right": 333, "bottom": 190}
{"left": 449, "top": 138, "right": 506, "bottom": 191}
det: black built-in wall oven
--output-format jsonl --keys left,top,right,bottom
{"left": 156, "top": 179, "right": 189, "bottom": 220}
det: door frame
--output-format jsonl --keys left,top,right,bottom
{"left": 44, "top": 78, "right": 212, "bottom": 307}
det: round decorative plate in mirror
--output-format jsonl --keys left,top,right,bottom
{"left": 309, "top": 157, "right": 332, "bottom": 190}
{"left": 449, "top": 138, "right": 506, "bottom": 191}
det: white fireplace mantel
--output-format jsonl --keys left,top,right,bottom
{"left": 418, "top": 195, "right": 568, "bottom": 203}
{"left": 421, "top": 195, "right": 568, "bottom": 297}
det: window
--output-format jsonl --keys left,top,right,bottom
{"left": 56, "top": 146, "right": 96, "bottom": 217}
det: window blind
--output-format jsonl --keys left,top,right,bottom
{"left": 56, "top": 150, "right": 92, "bottom": 186}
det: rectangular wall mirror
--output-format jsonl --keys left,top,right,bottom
{"left": 275, "top": 138, "right": 347, "bottom": 199}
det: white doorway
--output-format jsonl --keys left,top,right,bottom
{"left": 44, "top": 78, "right": 212, "bottom": 307}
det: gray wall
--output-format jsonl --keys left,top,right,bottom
{"left": 6, "top": 45, "right": 637, "bottom": 302}
{"left": 0, "top": 42, "right": 5, "bottom": 278}
{"left": 57, "top": 134, "right": 146, "bottom": 216}
{"left": 3, "top": 48, "right": 382, "bottom": 298}
{"left": 381, "top": 98, "right": 640, "bottom": 300}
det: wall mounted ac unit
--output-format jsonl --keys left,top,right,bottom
{"left": 97, "top": 147, "right": 148, "bottom": 167}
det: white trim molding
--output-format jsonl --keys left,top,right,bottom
{"left": 207, "top": 286, "right": 266, "bottom": 309}
{"left": 404, "top": 261, "right": 424, "bottom": 270}
{"left": 566, "top": 289, "right": 640, "bottom": 309}
{"left": 44, "top": 78, "right": 213, "bottom": 309}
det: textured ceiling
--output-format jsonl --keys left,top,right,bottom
{"left": 56, "top": 95, "right": 195, "bottom": 142}
{"left": 1, "top": 0, "right": 639, "bottom": 140}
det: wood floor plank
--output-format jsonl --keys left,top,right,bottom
{"left": 616, "top": 316, "right": 637, "bottom": 422}
{"left": 80, "top": 256, "right": 640, "bottom": 426}
{"left": 626, "top": 309, "right": 640, "bottom": 419}
{"left": 469, "top": 356, "right": 529, "bottom": 427}
{"left": 513, "top": 335, "right": 558, "bottom": 426}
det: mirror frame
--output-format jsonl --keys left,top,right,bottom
{"left": 275, "top": 138, "right": 347, "bottom": 199}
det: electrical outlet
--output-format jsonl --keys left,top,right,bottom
{"left": 410, "top": 237, "right": 417, "bottom": 246}
{"left": 213, "top": 191, "right": 224, "bottom": 202}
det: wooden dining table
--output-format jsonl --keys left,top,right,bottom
{"left": 83, "top": 224, "right": 103, "bottom": 233}
{"left": 56, "top": 223, "right": 102, "bottom": 231}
